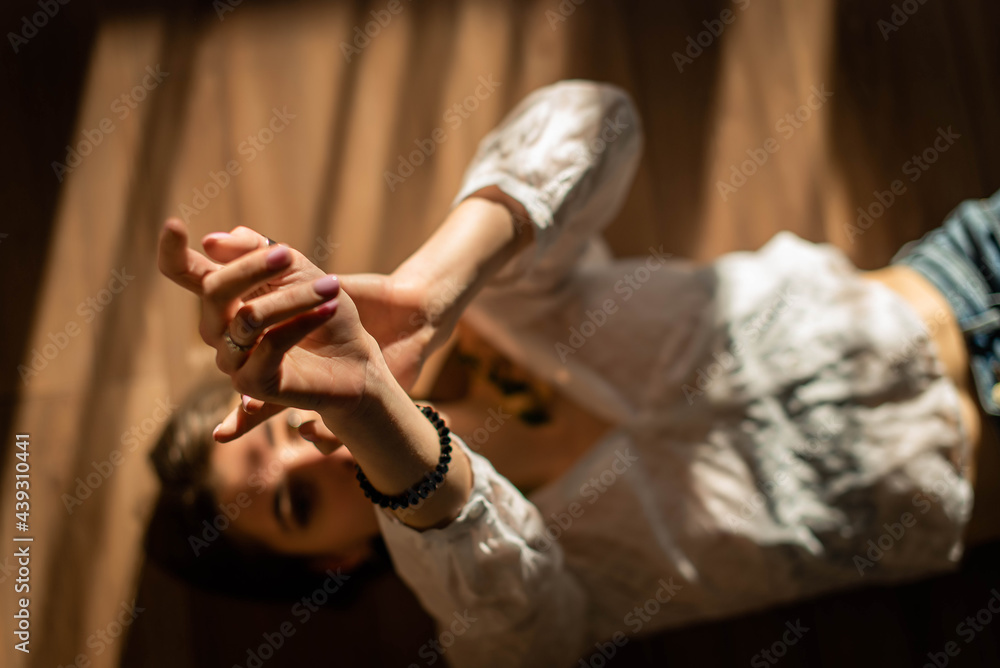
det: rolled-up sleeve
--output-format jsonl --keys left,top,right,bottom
{"left": 376, "top": 435, "right": 588, "bottom": 668}
{"left": 451, "top": 79, "right": 644, "bottom": 284}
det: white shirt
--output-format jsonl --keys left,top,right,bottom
{"left": 375, "top": 80, "right": 973, "bottom": 668}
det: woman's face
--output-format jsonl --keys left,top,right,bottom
{"left": 209, "top": 409, "right": 380, "bottom": 562}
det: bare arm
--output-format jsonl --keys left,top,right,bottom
{"left": 331, "top": 188, "right": 535, "bottom": 397}
{"left": 158, "top": 219, "right": 472, "bottom": 530}
{"left": 392, "top": 187, "right": 535, "bottom": 343}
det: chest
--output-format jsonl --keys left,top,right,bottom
{"left": 434, "top": 363, "right": 615, "bottom": 493}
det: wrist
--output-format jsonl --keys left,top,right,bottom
{"left": 323, "top": 355, "right": 473, "bottom": 528}
{"left": 321, "top": 349, "right": 435, "bottom": 462}
{"left": 392, "top": 194, "right": 532, "bottom": 330}
{"left": 320, "top": 341, "right": 392, "bottom": 424}
{"left": 465, "top": 185, "right": 534, "bottom": 242}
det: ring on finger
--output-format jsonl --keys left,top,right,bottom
{"left": 224, "top": 330, "right": 253, "bottom": 353}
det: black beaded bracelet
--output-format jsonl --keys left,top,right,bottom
{"left": 355, "top": 405, "right": 453, "bottom": 510}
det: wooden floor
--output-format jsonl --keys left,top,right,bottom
{"left": 2, "top": 0, "right": 1000, "bottom": 666}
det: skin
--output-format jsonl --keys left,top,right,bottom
{"left": 162, "top": 223, "right": 473, "bottom": 533}
{"left": 206, "top": 311, "right": 618, "bottom": 567}
{"left": 162, "top": 186, "right": 1000, "bottom": 563}
{"left": 213, "top": 265, "right": 997, "bottom": 563}
{"left": 159, "top": 190, "right": 534, "bottom": 533}
{"left": 211, "top": 407, "right": 380, "bottom": 565}
{"left": 863, "top": 266, "right": 1000, "bottom": 546}
{"left": 193, "top": 182, "right": 598, "bottom": 554}
{"left": 862, "top": 266, "right": 981, "bottom": 477}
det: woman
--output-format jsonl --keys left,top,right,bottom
{"left": 155, "top": 80, "right": 997, "bottom": 667}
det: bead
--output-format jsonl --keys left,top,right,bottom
{"left": 356, "top": 402, "right": 454, "bottom": 510}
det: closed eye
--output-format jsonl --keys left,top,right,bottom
{"left": 273, "top": 480, "right": 291, "bottom": 532}
{"left": 289, "top": 479, "right": 315, "bottom": 528}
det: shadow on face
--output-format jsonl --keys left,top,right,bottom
{"left": 210, "top": 409, "right": 381, "bottom": 567}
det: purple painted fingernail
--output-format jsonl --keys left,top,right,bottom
{"left": 313, "top": 275, "right": 340, "bottom": 297}
{"left": 315, "top": 299, "right": 338, "bottom": 316}
{"left": 265, "top": 245, "right": 291, "bottom": 269}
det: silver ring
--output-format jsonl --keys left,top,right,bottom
{"left": 266, "top": 237, "right": 277, "bottom": 247}
{"left": 223, "top": 330, "right": 253, "bottom": 353}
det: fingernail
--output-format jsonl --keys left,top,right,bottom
{"left": 315, "top": 298, "right": 338, "bottom": 316}
{"left": 203, "top": 232, "right": 231, "bottom": 244}
{"left": 216, "top": 410, "right": 238, "bottom": 440}
{"left": 241, "top": 394, "right": 251, "bottom": 413}
{"left": 313, "top": 275, "right": 340, "bottom": 297}
{"left": 265, "top": 245, "right": 291, "bottom": 269}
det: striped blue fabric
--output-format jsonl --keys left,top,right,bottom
{"left": 893, "top": 189, "right": 1000, "bottom": 416}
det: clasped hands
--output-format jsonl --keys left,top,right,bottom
{"left": 157, "top": 218, "right": 453, "bottom": 447}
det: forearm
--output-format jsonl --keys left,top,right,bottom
{"left": 321, "top": 352, "right": 472, "bottom": 530}
{"left": 392, "top": 188, "right": 534, "bottom": 342}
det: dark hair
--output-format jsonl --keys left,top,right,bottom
{"left": 144, "top": 378, "right": 388, "bottom": 603}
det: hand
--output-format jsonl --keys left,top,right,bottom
{"left": 338, "top": 272, "right": 460, "bottom": 392}
{"left": 339, "top": 192, "right": 535, "bottom": 393}
{"left": 158, "top": 219, "right": 381, "bottom": 441}
{"left": 194, "top": 227, "right": 458, "bottom": 392}
{"left": 179, "top": 189, "right": 528, "bottom": 402}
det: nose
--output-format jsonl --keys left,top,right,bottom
{"left": 271, "top": 410, "right": 356, "bottom": 474}
{"left": 277, "top": 410, "right": 348, "bottom": 461}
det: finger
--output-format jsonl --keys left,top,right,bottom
{"left": 241, "top": 393, "right": 265, "bottom": 414}
{"left": 200, "top": 245, "right": 294, "bottom": 354}
{"left": 230, "top": 275, "right": 340, "bottom": 350}
{"left": 158, "top": 218, "right": 220, "bottom": 294}
{"left": 216, "top": 275, "right": 339, "bottom": 375}
{"left": 202, "top": 244, "right": 293, "bottom": 308}
{"left": 212, "top": 402, "right": 286, "bottom": 443}
{"left": 202, "top": 226, "right": 271, "bottom": 263}
{"left": 335, "top": 273, "right": 385, "bottom": 297}
{"left": 235, "top": 300, "right": 338, "bottom": 393}
{"left": 298, "top": 419, "right": 345, "bottom": 455}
